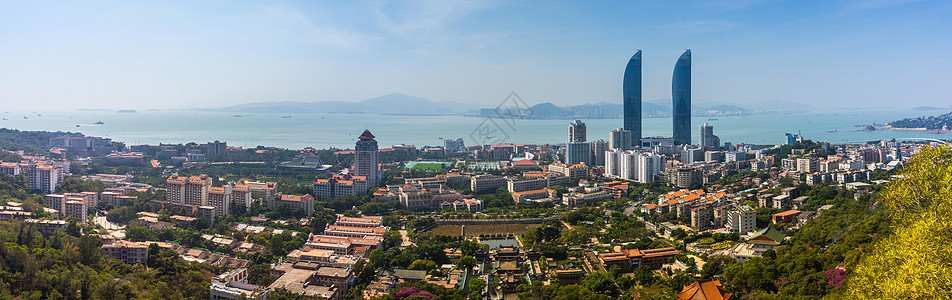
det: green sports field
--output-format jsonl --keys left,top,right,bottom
{"left": 407, "top": 161, "right": 450, "bottom": 171}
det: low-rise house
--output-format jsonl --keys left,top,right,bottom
{"left": 209, "top": 280, "right": 269, "bottom": 300}
{"left": 511, "top": 188, "right": 557, "bottom": 203}
{"left": 102, "top": 241, "right": 149, "bottom": 266}
{"left": 772, "top": 210, "right": 801, "bottom": 224}
{"left": 562, "top": 191, "right": 610, "bottom": 207}
{"left": 596, "top": 247, "right": 681, "bottom": 271}
{"left": 439, "top": 198, "right": 483, "bottom": 212}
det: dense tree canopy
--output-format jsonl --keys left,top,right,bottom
{"left": 847, "top": 145, "right": 952, "bottom": 298}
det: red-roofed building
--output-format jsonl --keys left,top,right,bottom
{"left": 510, "top": 159, "right": 541, "bottom": 170}
{"left": 597, "top": 247, "right": 680, "bottom": 271}
{"left": 772, "top": 210, "right": 802, "bottom": 223}
{"left": 313, "top": 174, "right": 369, "bottom": 201}
{"left": 242, "top": 180, "right": 278, "bottom": 201}
{"left": 600, "top": 181, "right": 630, "bottom": 198}
{"left": 166, "top": 175, "right": 212, "bottom": 207}
{"left": 334, "top": 215, "right": 382, "bottom": 228}
{"left": 548, "top": 162, "right": 590, "bottom": 181}
{"left": 269, "top": 193, "right": 315, "bottom": 217}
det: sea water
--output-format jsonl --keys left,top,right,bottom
{"left": 0, "top": 109, "right": 947, "bottom": 150}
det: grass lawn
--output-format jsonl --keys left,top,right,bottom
{"left": 409, "top": 162, "right": 448, "bottom": 171}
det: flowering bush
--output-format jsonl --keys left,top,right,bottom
{"left": 825, "top": 268, "right": 848, "bottom": 289}
{"left": 394, "top": 287, "right": 434, "bottom": 300}
{"left": 774, "top": 278, "right": 791, "bottom": 289}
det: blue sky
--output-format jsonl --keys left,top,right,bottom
{"left": 1, "top": 0, "right": 950, "bottom": 111}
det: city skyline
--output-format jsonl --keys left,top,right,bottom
{"left": 1, "top": 1, "right": 951, "bottom": 111}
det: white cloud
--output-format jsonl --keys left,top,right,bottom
{"left": 370, "top": 0, "right": 500, "bottom": 35}
{"left": 266, "top": 6, "right": 375, "bottom": 48}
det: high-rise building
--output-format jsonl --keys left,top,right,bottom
{"left": 23, "top": 163, "right": 62, "bottom": 194}
{"left": 566, "top": 142, "right": 592, "bottom": 166}
{"left": 354, "top": 129, "right": 380, "bottom": 186}
{"left": 603, "top": 149, "right": 664, "bottom": 183}
{"left": 605, "top": 149, "right": 623, "bottom": 178}
{"left": 166, "top": 175, "right": 212, "bottom": 207}
{"left": 699, "top": 123, "right": 718, "bottom": 148}
{"left": 443, "top": 138, "right": 466, "bottom": 154}
{"left": 185, "top": 176, "right": 212, "bottom": 207}
{"left": 207, "top": 185, "right": 232, "bottom": 218}
{"left": 672, "top": 50, "right": 692, "bottom": 145}
{"left": 205, "top": 140, "right": 227, "bottom": 156}
{"left": 623, "top": 50, "right": 642, "bottom": 147}
{"left": 569, "top": 120, "right": 587, "bottom": 143}
{"left": 64, "top": 200, "right": 87, "bottom": 223}
{"left": 636, "top": 152, "right": 664, "bottom": 183}
{"left": 725, "top": 205, "right": 757, "bottom": 234}
{"left": 609, "top": 128, "right": 632, "bottom": 150}
{"left": 591, "top": 139, "right": 608, "bottom": 166}
{"left": 796, "top": 158, "right": 819, "bottom": 173}
{"left": 681, "top": 147, "right": 704, "bottom": 163}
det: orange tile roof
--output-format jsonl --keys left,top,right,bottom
{"left": 279, "top": 194, "right": 314, "bottom": 202}
{"left": 512, "top": 160, "right": 538, "bottom": 166}
{"left": 677, "top": 279, "right": 733, "bottom": 300}
{"left": 511, "top": 188, "right": 553, "bottom": 196}
{"left": 327, "top": 225, "right": 385, "bottom": 234}
{"left": 773, "top": 210, "right": 802, "bottom": 217}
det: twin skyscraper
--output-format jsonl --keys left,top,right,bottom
{"left": 623, "top": 49, "right": 692, "bottom": 147}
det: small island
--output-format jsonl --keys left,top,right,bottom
{"left": 117, "top": 109, "right": 138, "bottom": 113}
{"left": 886, "top": 112, "right": 952, "bottom": 132}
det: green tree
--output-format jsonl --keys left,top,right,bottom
{"left": 456, "top": 255, "right": 477, "bottom": 270}
{"left": 408, "top": 259, "right": 436, "bottom": 271}
{"left": 539, "top": 257, "right": 548, "bottom": 273}
{"left": 468, "top": 278, "right": 486, "bottom": 295}
{"left": 581, "top": 271, "right": 618, "bottom": 296}
{"left": 369, "top": 248, "right": 390, "bottom": 269}
{"left": 66, "top": 220, "right": 81, "bottom": 237}
{"left": 382, "top": 230, "right": 403, "bottom": 249}
{"left": 125, "top": 223, "right": 153, "bottom": 242}
{"left": 847, "top": 145, "right": 952, "bottom": 298}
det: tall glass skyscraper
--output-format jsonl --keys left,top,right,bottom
{"left": 672, "top": 49, "right": 692, "bottom": 145}
{"left": 623, "top": 50, "right": 642, "bottom": 147}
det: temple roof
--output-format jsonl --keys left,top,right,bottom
{"left": 677, "top": 279, "right": 733, "bottom": 300}
{"left": 359, "top": 129, "right": 375, "bottom": 139}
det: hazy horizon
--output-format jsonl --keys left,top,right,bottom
{"left": 2, "top": 1, "right": 951, "bottom": 111}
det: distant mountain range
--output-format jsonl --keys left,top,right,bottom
{"left": 474, "top": 99, "right": 803, "bottom": 119}
{"left": 197, "top": 93, "right": 815, "bottom": 119}
{"left": 205, "top": 93, "right": 478, "bottom": 115}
